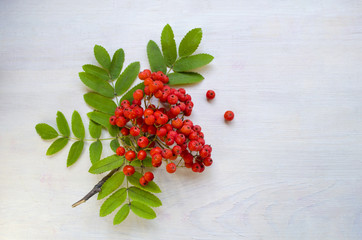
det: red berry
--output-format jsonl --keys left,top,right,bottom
{"left": 172, "top": 145, "right": 182, "bottom": 156}
{"left": 161, "top": 149, "right": 173, "bottom": 159}
{"left": 166, "top": 162, "right": 177, "bottom": 173}
{"left": 144, "top": 172, "right": 154, "bottom": 182}
{"left": 170, "top": 105, "right": 181, "bottom": 116}
{"left": 130, "top": 126, "right": 140, "bottom": 136}
{"left": 114, "top": 107, "right": 123, "bottom": 117}
{"left": 144, "top": 115, "right": 155, "bottom": 125}
{"left": 156, "top": 126, "right": 167, "bottom": 137}
{"left": 109, "top": 116, "right": 117, "bottom": 125}
{"left": 156, "top": 113, "right": 169, "bottom": 125}
{"left": 123, "top": 165, "right": 135, "bottom": 176}
{"left": 152, "top": 154, "right": 163, "bottom": 167}
{"left": 116, "top": 146, "right": 125, "bottom": 156}
{"left": 175, "top": 134, "right": 186, "bottom": 145}
{"left": 144, "top": 108, "right": 154, "bottom": 116}
{"left": 137, "top": 150, "right": 147, "bottom": 160}
{"left": 171, "top": 118, "right": 183, "bottom": 129}
{"left": 120, "top": 100, "right": 130, "bottom": 108}
{"left": 147, "top": 125, "right": 157, "bottom": 135}
{"left": 137, "top": 136, "right": 149, "bottom": 148}
{"left": 224, "top": 110, "right": 234, "bottom": 121}
{"left": 120, "top": 127, "right": 129, "bottom": 136}
{"left": 139, "top": 176, "right": 148, "bottom": 186}
{"left": 180, "top": 125, "right": 192, "bottom": 136}
{"left": 116, "top": 116, "right": 127, "bottom": 127}
{"left": 206, "top": 90, "right": 215, "bottom": 100}
{"left": 125, "top": 150, "right": 136, "bottom": 161}
{"left": 203, "top": 157, "right": 213, "bottom": 166}
{"left": 144, "top": 78, "right": 153, "bottom": 86}
{"left": 192, "top": 162, "right": 201, "bottom": 172}
{"left": 150, "top": 147, "right": 162, "bottom": 156}
{"left": 167, "top": 94, "right": 178, "bottom": 105}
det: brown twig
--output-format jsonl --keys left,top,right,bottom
{"left": 72, "top": 168, "right": 120, "bottom": 208}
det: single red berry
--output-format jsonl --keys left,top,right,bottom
{"left": 120, "top": 100, "right": 130, "bottom": 108}
{"left": 120, "top": 127, "right": 129, "bottom": 136}
{"left": 151, "top": 154, "right": 162, "bottom": 167}
{"left": 175, "top": 134, "right": 186, "bottom": 145}
{"left": 171, "top": 145, "right": 181, "bottom": 155}
{"left": 156, "top": 113, "right": 169, "bottom": 125}
{"left": 166, "top": 162, "right": 177, "bottom": 173}
{"left": 171, "top": 118, "right": 183, "bottom": 129}
{"left": 116, "top": 146, "right": 125, "bottom": 156}
{"left": 125, "top": 150, "right": 136, "bottom": 161}
{"left": 167, "top": 131, "right": 178, "bottom": 140}
{"left": 177, "top": 102, "right": 186, "bottom": 111}
{"left": 144, "top": 172, "right": 154, "bottom": 182}
{"left": 144, "top": 108, "right": 154, "bottom": 116}
{"left": 198, "top": 137, "right": 205, "bottom": 146}
{"left": 109, "top": 116, "right": 117, "bottom": 125}
{"left": 161, "top": 149, "right": 173, "bottom": 159}
{"left": 144, "top": 78, "right": 153, "bottom": 86}
{"left": 144, "top": 85, "right": 151, "bottom": 95}
{"left": 192, "top": 162, "right": 201, "bottom": 172}
{"left": 199, "top": 163, "right": 205, "bottom": 173}
{"left": 165, "top": 137, "right": 175, "bottom": 146}
{"left": 156, "top": 126, "right": 167, "bottom": 137}
{"left": 144, "top": 115, "right": 156, "bottom": 125}
{"left": 139, "top": 176, "right": 148, "bottom": 186}
{"left": 189, "top": 131, "right": 199, "bottom": 140}
{"left": 170, "top": 105, "right": 181, "bottom": 116}
{"left": 147, "top": 125, "right": 157, "bottom": 135}
{"left": 203, "top": 157, "right": 213, "bottom": 166}
{"left": 150, "top": 147, "right": 162, "bottom": 156}
{"left": 199, "top": 148, "right": 210, "bottom": 158}
{"left": 206, "top": 90, "right": 215, "bottom": 100}
{"left": 167, "top": 94, "right": 178, "bottom": 105}
{"left": 164, "top": 124, "right": 173, "bottom": 132}
{"left": 183, "top": 153, "right": 194, "bottom": 164}
{"left": 224, "top": 110, "right": 234, "bottom": 121}
{"left": 114, "top": 107, "right": 123, "bottom": 117}
{"left": 130, "top": 126, "right": 140, "bottom": 136}
{"left": 137, "top": 150, "right": 147, "bottom": 160}
{"left": 137, "top": 136, "right": 149, "bottom": 148}
{"left": 188, "top": 140, "right": 199, "bottom": 152}
{"left": 180, "top": 125, "right": 192, "bottom": 136}
{"left": 123, "top": 165, "right": 135, "bottom": 176}
{"left": 116, "top": 116, "right": 127, "bottom": 127}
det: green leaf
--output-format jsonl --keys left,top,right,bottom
{"left": 173, "top": 54, "right": 214, "bottom": 72}
{"left": 110, "top": 48, "right": 125, "bottom": 80}
{"left": 110, "top": 139, "right": 120, "bottom": 153}
{"left": 79, "top": 72, "right": 114, "bottom": 98}
{"left": 67, "top": 140, "right": 84, "bottom": 167}
{"left": 89, "top": 120, "right": 102, "bottom": 139}
{"left": 115, "top": 62, "right": 140, "bottom": 96}
{"left": 167, "top": 72, "right": 204, "bottom": 85}
{"left": 120, "top": 82, "right": 145, "bottom": 103}
{"left": 94, "top": 45, "right": 111, "bottom": 70}
{"left": 82, "top": 64, "right": 109, "bottom": 81}
{"left": 131, "top": 157, "right": 152, "bottom": 168}
{"left": 87, "top": 111, "right": 118, "bottom": 137}
{"left": 89, "top": 154, "right": 124, "bottom": 174}
{"left": 127, "top": 172, "right": 161, "bottom": 193}
{"left": 179, "top": 28, "right": 202, "bottom": 57}
{"left": 147, "top": 40, "right": 167, "bottom": 73}
{"left": 35, "top": 123, "right": 58, "bottom": 140}
{"left": 71, "top": 111, "right": 85, "bottom": 139}
{"left": 128, "top": 187, "right": 162, "bottom": 207}
{"left": 46, "top": 137, "right": 68, "bottom": 155}
{"left": 161, "top": 24, "right": 177, "bottom": 67}
{"left": 100, "top": 188, "right": 127, "bottom": 217}
{"left": 98, "top": 172, "right": 125, "bottom": 200}
{"left": 130, "top": 201, "right": 156, "bottom": 219}
{"left": 56, "top": 111, "right": 70, "bottom": 137}
{"left": 89, "top": 140, "right": 102, "bottom": 164}
{"left": 113, "top": 204, "right": 130, "bottom": 225}
{"left": 83, "top": 92, "right": 117, "bottom": 115}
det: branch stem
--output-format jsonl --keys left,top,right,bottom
{"left": 72, "top": 167, "right": 120, "bottom": 208}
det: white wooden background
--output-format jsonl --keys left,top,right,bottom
{"left": 1, "top": 0, "right": 362, "bottom": 239}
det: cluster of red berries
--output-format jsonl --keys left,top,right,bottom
{"left": 109, "top": 69, "right": 213, "bottom": 185}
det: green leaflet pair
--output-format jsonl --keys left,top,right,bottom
{"left": 35, "top": 24, "right": 213, "bottom": 224}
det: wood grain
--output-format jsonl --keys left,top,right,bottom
{"left": 0, "top": 0, "right": 361, "bottom": 239}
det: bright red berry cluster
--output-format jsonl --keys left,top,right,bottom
{"left": 109, "top": 69, "right": 213, "bottom": 184}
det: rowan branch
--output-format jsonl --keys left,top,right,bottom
{"left": 72, "top": 168, "right": 120, "bottom": 208}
